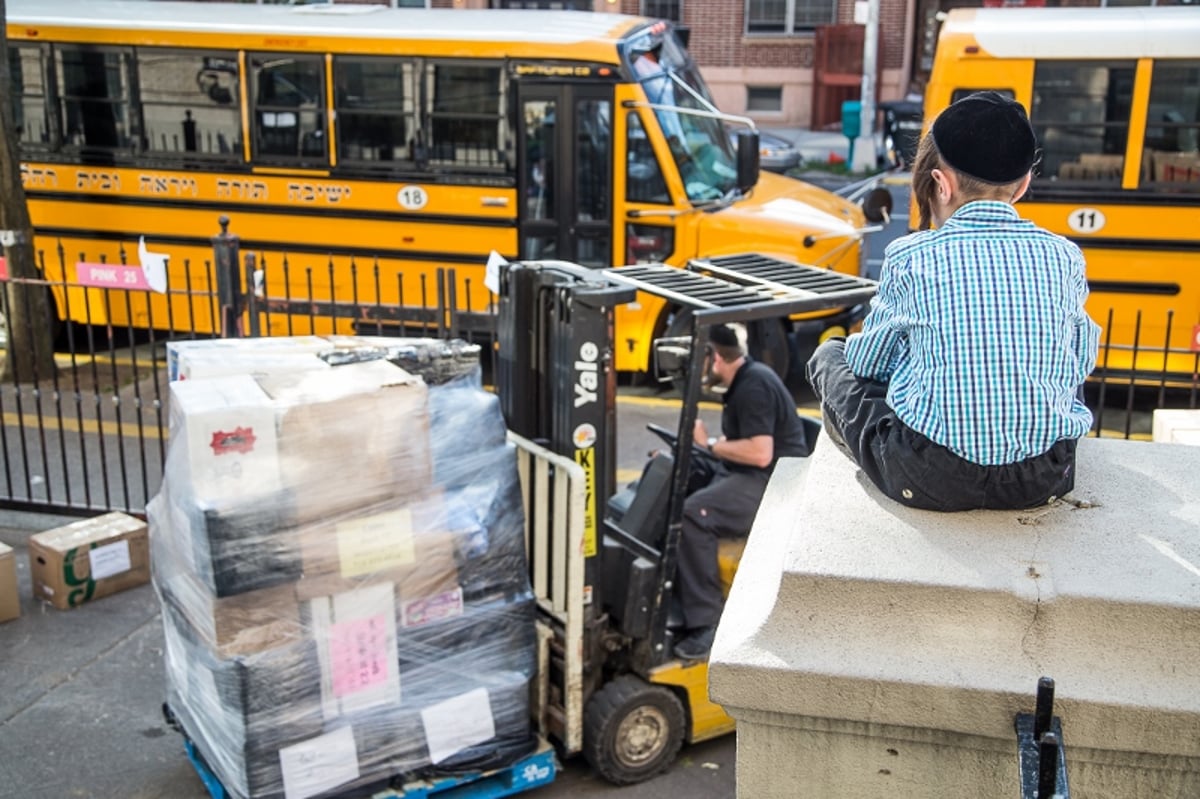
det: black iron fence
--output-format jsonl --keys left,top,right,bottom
{"left": 0, "top": 224, "right": 497, "bottom": 515}
{"left": 2, "top": 230, "right": 1200, "bottom": 515}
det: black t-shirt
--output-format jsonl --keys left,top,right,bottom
{"left": 721, "top": 359, "right": 811, "bottom": 476}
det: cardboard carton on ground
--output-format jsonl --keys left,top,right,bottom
{"left": 28, "top": 512, "right": 149, "bottom": 610}
{"left": 0, "top": 542, "right": 19, "bottom": 623}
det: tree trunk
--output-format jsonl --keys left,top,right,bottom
{"left": 0, "top": 0, "right": 57, "bottom": 384}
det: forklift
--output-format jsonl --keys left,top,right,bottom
{"left": 496, "top": 252, "right": 878, "bottom": 784}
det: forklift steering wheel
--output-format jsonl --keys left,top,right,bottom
{"left": 646, "top": 423, "right": 721, "bottom": 466}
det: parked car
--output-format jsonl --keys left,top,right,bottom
{"left": 730, "top": 130, "right": 802, "bottom": 173}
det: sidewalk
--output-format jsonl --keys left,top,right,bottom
{"left": 0, "top": 509, "right": 200, "bottom": 799}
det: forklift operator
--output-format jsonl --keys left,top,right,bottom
{"left": 674, "top": 323, "right": 814, "bottom": 659}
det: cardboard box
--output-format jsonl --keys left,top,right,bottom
{"left": 160, "top": 571, "right": 304, "bottom": 658}
{"left": 166, "top": 336, "right": 331, "bottom": 382}
{"left": 29, "top": 513, "right": 150, "bottom": 610}
{"left": 168, "top": 375, "right": 283, "bottom": 505}
{"left": 259, "top": 360, "right": 434, "bottom": 520}
{"left": 295, "top": 495, "right": 460, "bottom": 601}
{"left": 1153, "top": 151, "right": 1200, "bottom": 184}
{"left": 0, "top": 542, "right": 19, "bottom": 623}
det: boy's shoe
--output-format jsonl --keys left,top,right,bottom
{"left": 673, "top": 626, "right": 716, "bottom": 660}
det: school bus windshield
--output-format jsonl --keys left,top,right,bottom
{"left": 627, "top": 35, "right": 738, "bottom": 202}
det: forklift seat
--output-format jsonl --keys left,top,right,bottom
{"left": 610, "top": 453, "right": 673, "bottom": 548}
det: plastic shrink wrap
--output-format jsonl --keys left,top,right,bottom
{"left": 151, "top": 337, "right": 537, "bottom": 799}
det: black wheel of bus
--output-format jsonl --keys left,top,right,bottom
{"left": 583, "top": 675, "right": 686, "bottom": 785}
{"left": 747, "top": 317, "right": 790, "bottom": 383}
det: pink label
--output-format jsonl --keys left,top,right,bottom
{"left": 328, "top": 614, "right": 391, "bottom": 698}
{"left": 0, "top": 257, "right": 7, "bottom": 280}
{"left": 76, "top": 262, "right": 151, "bottom": 291}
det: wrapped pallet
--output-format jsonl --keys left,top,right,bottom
{"left": 152, "top": 337, "right": 536, "bottom": 799}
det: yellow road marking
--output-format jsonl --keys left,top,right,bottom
{"left": 1, "top": 410, "right": 164, "bottom": 440}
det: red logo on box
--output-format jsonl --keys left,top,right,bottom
{"left": 210, "top": 427, "right": 257, "bottom": 455}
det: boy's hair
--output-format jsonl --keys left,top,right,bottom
{"left": 911, "top": 126, "right": 1030, "bottom": 231}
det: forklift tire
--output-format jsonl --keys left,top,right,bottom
{"left": 583, "top": 674, "right": 686, "bottom": 785}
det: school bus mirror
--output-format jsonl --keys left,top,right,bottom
{"left": 735, "top": 129, "right": 761, "bottom": 193}
{"left": 862, "top": 187, "right": 893, "bottom": 224}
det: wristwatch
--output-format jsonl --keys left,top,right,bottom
{"left": 707, "top": 436, "right": 719, "bottom": 453}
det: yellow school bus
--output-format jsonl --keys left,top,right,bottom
{"left": 923, "top": 6, "right": 1200, "bottom": 383}
{"left": 6, "top": 0, "right": 874, "bottom": 375}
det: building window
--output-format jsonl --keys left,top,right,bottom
{"left": 492, "top": 1, "right": 594, "bottom": 8}
{"left": 747, "top": 86, "right": 782, "bottom": 112}
{"left": 641, "top": 0, "right": 682, "bottom": 21}
{"left": 746, "top": 0, "right": 835, "bottom": 34}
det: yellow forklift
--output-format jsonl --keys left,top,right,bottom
{"left": 496, "top": 245, "right": 880, "bottom": 784}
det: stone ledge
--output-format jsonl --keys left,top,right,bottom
{"left": 712, "top": 436, "right": 1200, "bottom": 761}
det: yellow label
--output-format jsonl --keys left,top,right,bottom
{"left": 335, "top": 508, "right": 415, "bottom": 578}
{"left": 575, "top": 448, "right": 597, "bottom": 558}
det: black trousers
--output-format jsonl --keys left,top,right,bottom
{"left": 676, "top": 466, "right": 769, "bottom": 630}
{"left": 806, "top": 339, "right": 1077, "bottom": 512}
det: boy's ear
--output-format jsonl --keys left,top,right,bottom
{"left": 931, "top": 167, "right": 954, "bottom": 201}
{"left": 1011, "top": 172, "right": 1032, "bottom": 203}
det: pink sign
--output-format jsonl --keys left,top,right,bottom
{"left": 76, "top": 262, "right": 152, "bottom": 291}
{"left": 0, "top": 257, "right": 6, "bottom": 280}
{"left": 328, "top": 614, "right": 391, "bottom": 698}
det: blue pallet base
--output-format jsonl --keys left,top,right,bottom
{"left": 184, "top": 738, "right": 557, "bottom": 799}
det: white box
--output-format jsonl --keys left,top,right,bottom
{"left": 166, "top": 336, "right": 331, "bottom": 381}
{"left": 1151, "top": 409, "right": 1200, "bottom": 445}
{"left": 168, "top": 375, "right": 283, "bottom": 504}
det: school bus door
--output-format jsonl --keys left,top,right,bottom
{"left": 517, "top": 83, "right": 614, "bottom": 267}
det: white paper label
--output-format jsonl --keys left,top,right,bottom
{"left": 484, "top": 250, "right": 507, "bottom": 295}
{"left": 279, "top": 726, "right": 360, "bottom": 799}
{"left": 89, "top": 540, "right": 132, "bottom": 581}
{"left": 421, "top": 687, "right": 495, "bottom": 764}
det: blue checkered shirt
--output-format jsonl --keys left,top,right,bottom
{"left": 844, "top": 201, "right": 1100, "bottom": 466}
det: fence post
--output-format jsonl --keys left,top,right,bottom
{"left": 212, "top": 215, "right": 241, "bottom": 338}
{"left": 244, "top": 252, "right": 261, "bottom": 338}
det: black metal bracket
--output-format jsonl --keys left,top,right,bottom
{"left": 1015, "top": 677, "right": 1071, "bottom": 798}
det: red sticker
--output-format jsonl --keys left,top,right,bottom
{"left": 209, "top": 426, "right": 256, "bottom": 455}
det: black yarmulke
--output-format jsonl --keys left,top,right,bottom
{"left": 708, "top": 324, "right": 740, "bottom": 348}
{"left": 931, "top": 91, "right": 1037, "bottom": 184}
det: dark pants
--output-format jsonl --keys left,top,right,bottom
{"left": 806, "top": 339, "right": 1077, "bottom": 512}
{"left": 676, "top": 466, "right": 768, "bottom": 629}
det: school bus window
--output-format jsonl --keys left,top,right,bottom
{"left": 9, "top": 45, "right": 50, "bottom": 149}
{"left": 137, "top": 49, "right": 242, "bottom": 160}
{"left": 334, "top": 57, "right": 417, "bottom": 167}
{"left": 626, "top": 112, "right": 669, "bottom": 203}
{"left": 1142, "top": 60, "right": 1200, "bottom": 191}
{"left": 427, "top": 62, "right": 509, "bottom": 171}
{"left": 250, "top": 53, "right": 327, "bottom": 165}
{"left": 576, "top": 99, "right": 611, "bottom": 223}
{"left": 55, "top": 46, "right": 135, "bottom": 156}
{"left": 1031, "top": 61, "right": 1134, "bottom": 185}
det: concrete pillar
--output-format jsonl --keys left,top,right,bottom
{"left": 710, "top": 437, "right": 1200, "bottom": 798}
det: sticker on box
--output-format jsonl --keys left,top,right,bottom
{"left": 421, "top": 687, "right": 496, "bottom": 765}
{"left": 279, "top": 725, "right": 359, "bottom": 799}
{"left": 400, "top": 587, "right": 463, "bottom": 628}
